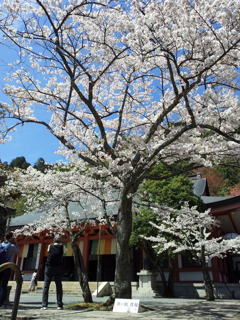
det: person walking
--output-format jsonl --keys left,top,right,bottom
{"left": 41, "top": 234, "right": 64, "bottom": 310}
{"left": 0, "top": 231, "right": 19, "bottom": 308}
{"left": 28, "top": 270, "right": 38, "bottom": 292}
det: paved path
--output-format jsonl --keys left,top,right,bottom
{"left": 1, "top": 292, "right": 240, "bottom": 319}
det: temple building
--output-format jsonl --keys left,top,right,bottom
{"left": 8, "top": 174, "right": 240, "bottom": 289}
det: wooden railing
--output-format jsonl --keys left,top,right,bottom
{"left": 0, "top": 262, "right": 23, "bottom": 320}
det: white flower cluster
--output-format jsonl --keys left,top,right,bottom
{"left": 145, "top": 204, "right": 240, "bottom": 262}
{"left": 0, "top": 0, "right": 240, "bottom": 236}
{"left": 3, "top": 163, "right": 119, "bottom": 235}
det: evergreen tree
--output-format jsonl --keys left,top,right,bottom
{"left": 131, "top": 162, "right": 204, "bottom": 297}
{"left": 33, "top": 157, "right": 49, "bottom": 173}
{"left": 9, "top": 156, "right": 30, "bottom": 170}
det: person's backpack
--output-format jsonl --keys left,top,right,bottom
{"left": 0, "top": 242, "right": 11, "bottom": 264}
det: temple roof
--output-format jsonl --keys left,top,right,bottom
{"left": 9, "top": 175, "right": 240, "bottom": 229}
{"left": 10, "top": 198, "right": 117, "bottom": 228}
{"left": 201, "top": 195, "right": 237, "bottom": 205}
{"left": 190, "top": 175, "right": 210, "bottom": 197}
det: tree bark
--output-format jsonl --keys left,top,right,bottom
{"left": 201, "top": 261, "right": 215, "bottom": 301}
{"left": 0, "top": 214, "right": 7, "bottom": 241}
{"left": 200, "top": 248, "right": 215, "bottom": 301}
{"left": 143, "top": 243, "right": 175, "bottom": 297}
{"left": 71, "top": 240, "right": 93, "bottom": 303}
{"left": 114, "top": 192, "right": 133, "bottom": 299}
{"left": 153, "top": 258, "right": 174, "bottom": 298}
{"left": 0, "top": 206, "right": 15, "bottom": 240}
{"left": 166, "top": 259, "right": 175, "bottom": 298}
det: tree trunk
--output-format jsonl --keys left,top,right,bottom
{"left": 156, "top": 264, "right": 169, "bottom": 296}
{"left": 71, "top": 240, "right": 93, "bottom": 303}
{"left": 154, "top": 258, "right": 174, "bottom": 298}
{"left": 201, "top": 260, "right": 215, "bottom": 301}
{"left": 114, "top": 192, "right": 133, "bottom": 299}
{"left": 0, "top": 206, "right": 14, "bottom": 240}
{"left": 143, "top": 243, "right": 175, "bottom": 297}
{"left": 0, "top": 214, "right": 7, "bottom": 241}
{"left": 166, "top": 259, "right": 174, "bottom": 298}
{"left": 200, "top": 248, "right": 215, "bottom": 301}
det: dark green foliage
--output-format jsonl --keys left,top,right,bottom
{"left": 141, "top": 175, "right": 204, "bottom": 210}
{"left": 131, "top": 162, "right": 203, "bottom": 297}
{"left": 9, "top": 156, "right": 31, "bottom": 169}
{"left": 131, "top": 162, "right": 207, "bottom": 297}
{"left": 130, "top": 209, "right": 155, "bottom": 247}
{"left": 14, "top": 197, "right": 28, "bottom": 216}
{"left": 131, "top": 162, "right": 205, "bottom": 247}
{"left": 147, "top": 161, "right": 195, "bottom": 181}
{"left": 215, "top": 159, "right": 240, "bottom": 190}
{"left": 33, "top": 157, "right": 50, "bottom": 172}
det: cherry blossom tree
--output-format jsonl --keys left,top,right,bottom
{"left": 3, "top": 164, "right": 117, "bottom": 302}
{"left": 146, "top": 205, "right": 240, "bottom": 301}
{"left": 0, "top": 0, "right": 240, "bottom": 299}
{"left": 130, "top": 162, "right": 204, "bottom": 298}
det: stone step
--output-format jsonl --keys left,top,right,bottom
{"left": 8, "top": 281, "right": 103, "bottom": 294}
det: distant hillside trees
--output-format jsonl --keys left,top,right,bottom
{"left": 0, "top": 156, "right": 49, "bottom": 223}
{"left": 194, "top": 160, "right": 240, "bottom": 196}
{"left": 33, "top": 157, "right": 51, "bottom": 173}
{"left": 9, "top": 156, "right": 31, "bottom": 169}
{"left": 2, "top": 156, "right": 49, "bottom": 172}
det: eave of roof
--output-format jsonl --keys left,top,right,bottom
{"left": 9, "top": 199, "right": 118, "bottom": 228}
{"left": 202, "top": 195, "right": 240, "bottom": 206}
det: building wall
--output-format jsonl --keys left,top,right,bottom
{"left": 15, "top": 225, "right": 119, "bottom": 282}
{"left": 12, "top": 218, "right": 238, "bottom": 285}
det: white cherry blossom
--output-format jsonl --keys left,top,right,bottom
{"left": 0, "top": 0, "right": 240, "bottom": 299}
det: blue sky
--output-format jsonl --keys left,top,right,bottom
{"left": 0, "top": 45, "right": 65, "bottom": 165}
{"left": 0, "top": 124, "right": 65, "bottom": 165}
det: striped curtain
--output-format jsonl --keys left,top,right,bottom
{"left": 21, "top": 244, "right": 39, "bottom": 258}
{"left": 63, "top": 240, "right": 84, "bottom": 256}
{"left": 90, "top": 239, "right": 116, "bottom": 255}
{"left": 21, "top": 243, "right": 40, "bottom": 270}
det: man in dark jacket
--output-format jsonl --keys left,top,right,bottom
{"left": 0, "top": 231, "right": 19, "bottom": 308}
{"left": 41, "top": 234, "right": 64, "bottom": 310}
